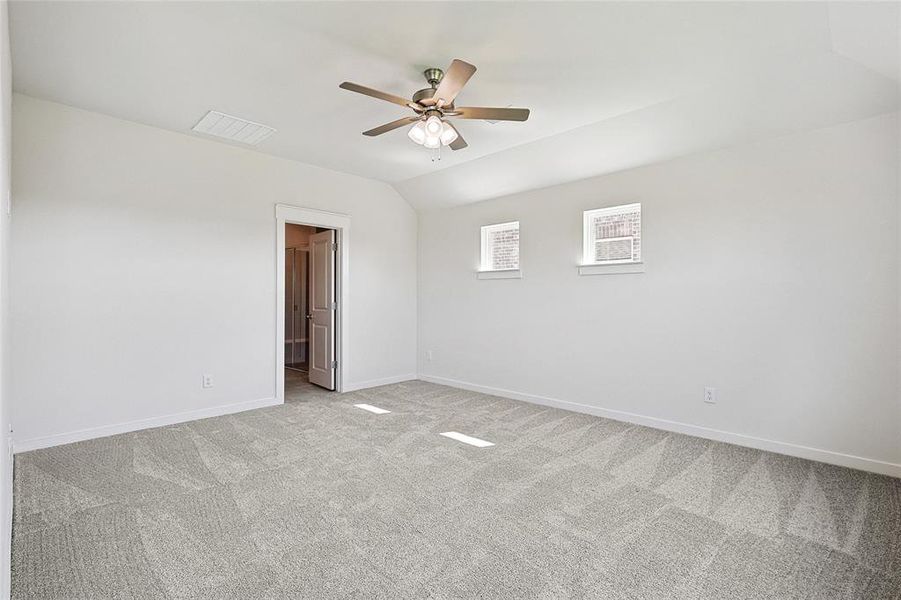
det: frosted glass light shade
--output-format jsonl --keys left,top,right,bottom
{"left": 407, "top": 121, "right": 427, "bottom": 145}
{"left": 425, "top": 115, "right": 443, "bottom": 135}
{"left": 439, "top": 122, "right": 458, "bottom": 146}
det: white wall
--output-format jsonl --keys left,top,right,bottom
{"left": 9, "top": 94, "right": 900, "bottom": 477}
{"left": 0, "top": 3, "right": 10, "bottom": 595}
{"left": 419, "top": 113, "right": 901, "bottom": 475}
{"left": 10, "top": 94, "right": 417, "bottom": 447}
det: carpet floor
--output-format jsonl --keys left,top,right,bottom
{"left": 11, "top": 375, "right": 901, "bottom": 599}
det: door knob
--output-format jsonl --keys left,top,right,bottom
{"left": 306, "top": 314, "right": 312, "bottom": 320}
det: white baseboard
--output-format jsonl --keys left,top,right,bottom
{"left": 419, "top": 374, "right": 901, "bottom": 479}
{"left": 343, "top": 373, "right": 418, "bottom": 393}
{"left": 12, "top": 396, "right": 280, "bottom": 454}
{"left": 12, "top": 371, "right": 422, "bottom": 453}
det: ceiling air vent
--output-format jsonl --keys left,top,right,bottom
{"left": 191, "top": 111, "right": 276, "bottom": 145}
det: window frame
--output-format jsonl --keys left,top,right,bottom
{"left": 582, "top": 203, "right": 642, "bottom": 266}
{"left": 479, "top": 220, "right": 520, "bottom": 272}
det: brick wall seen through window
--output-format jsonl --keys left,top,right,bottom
{"left": 583, "top": 204, "right": 641, "bottom": 265}
{"left": 480, "top": 221, "right": 520, "bottom": 271}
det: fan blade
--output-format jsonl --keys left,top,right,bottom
{"left": 448, "top": 124, "right": 467, "bottom": 150}
{"left": 454, "top": 107, "right": 530, "bottom": 122}
{"left": 362, "top": 116, "right": 419, "bottom": 137}
{"left": 432, "top": 59, "right": 477, "bottom": 106}
{"left": 340, "top": 82, "right": 412, "bottom": 107}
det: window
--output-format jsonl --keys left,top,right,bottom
{"left": 480, "top": 221, "right": 520, "bottom": 271}
{"left": 582, "top": 203, "right": 641, "bottom": 265}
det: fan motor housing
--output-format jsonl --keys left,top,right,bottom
{"left": 412, "top": 87, "right": 435, "bottom": 105}
{"left": 412, "top": 87, "right": 454, "bottom": 110}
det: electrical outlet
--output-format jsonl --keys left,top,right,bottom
{"left": 202, "top": 374, "right": 214, "bottom": 389}
{"left": 704, "top": 386, "right": 717, "bottom": 404}
{"left": 426, "top": 350, "right": 433, "bottom": 361}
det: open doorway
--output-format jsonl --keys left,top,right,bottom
{"left": 285, "top": 224, "right": 312, "bottom": 373}
{"left": 276, "top": 205, "right": 349, "bottom": 403}
{"left": 284, "top": 223, "right": 337, "bottom": 394}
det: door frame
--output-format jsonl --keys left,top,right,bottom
{"left": 275, "top": 204, "right": 349, "bottom": 400}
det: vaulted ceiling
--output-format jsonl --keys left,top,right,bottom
{"left": 10, "top": 1, "right": 900, "bottom": 211}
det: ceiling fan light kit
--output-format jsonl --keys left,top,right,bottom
{"left": 407, "top": 115, "right": 458, "bottom": 150}
{"left": 339, "top": 59, "right": 530, "bottom": 159}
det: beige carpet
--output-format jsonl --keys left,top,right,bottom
{"left": 11, "top": 375, "right": 901, "bottom": 598}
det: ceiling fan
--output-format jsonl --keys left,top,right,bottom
{"left": 339, "top": 59, "right": 530, "bottom": 154}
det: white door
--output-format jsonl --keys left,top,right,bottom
{"left": 308, "top": 229, "right": 336, "bottom": 390}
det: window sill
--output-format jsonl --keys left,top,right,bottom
{"left": 579, "top": 263, "right": 645, "bottom": 276}
{"left": 477, "top": 269, "right": 522, "bottom": 280}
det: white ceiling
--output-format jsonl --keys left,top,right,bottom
{"left": 9, "top": 1, "right": 900, "bottom": 211}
